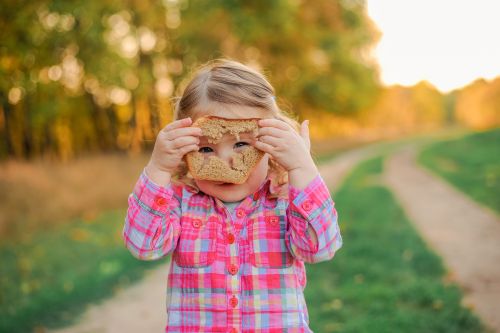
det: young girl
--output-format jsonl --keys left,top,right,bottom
{"left": 123, "top": 59, "right": 342, "bottom": 332}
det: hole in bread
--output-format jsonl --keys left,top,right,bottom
{"left": 186, "top": 116, "right": 264, "bottom": 184}
{"left": 189, "top": 147, "right": 263, "bottom": 184}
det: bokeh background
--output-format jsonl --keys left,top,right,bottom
{"left": 1, "top": 1, "right": 499, "bottom": 332}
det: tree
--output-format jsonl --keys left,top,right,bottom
{"left": 455, "top": 78, "right": 500, "bottom": 129}
{"left": 0, "top": 0, "right": 380, "bottom": 160}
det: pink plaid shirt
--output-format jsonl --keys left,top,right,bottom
{"left": 123, "top": 169, "right": 342, "bottom": 333}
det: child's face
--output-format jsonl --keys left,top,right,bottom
{"left": 193, "top": 103, "right": 271, "bottom": 202}
{"left": 194, "top": 143, "right": 269, "bottom": 202}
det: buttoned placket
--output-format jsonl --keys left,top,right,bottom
{"left": 224, "top": 204, "right": 247, "bottom": 332}
{"left": 213, "top": 193, "right": 261, "bottom": 333}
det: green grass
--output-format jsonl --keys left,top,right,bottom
{"left": 0, "top": 210, "right": 166, "bottom": 333}
{"left": 419, "top": 128, "right": 500, "bottom": 213}
{"left": 305, "top": 157, "right": 486, "bottom": 332}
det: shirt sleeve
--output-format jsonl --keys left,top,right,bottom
{"left": 285, "top": 174, "right": 342, "bottom": 263}
{"left": 122, "top": 168, "right": 182, "bottom": 260}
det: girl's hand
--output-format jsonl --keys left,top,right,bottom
{"left": 255, "top": 118, "right": 319, "bottom": 189}
{"left": 255, "top": 118, "right": 316, "bottom": 173}
{"left": 146, "top": 118, "right": 202, "bottom": 179}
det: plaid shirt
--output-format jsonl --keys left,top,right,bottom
{"left": 123, "top": 169, "right": 342, "bottom": 333}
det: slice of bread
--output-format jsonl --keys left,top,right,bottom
{"left": 185, "top": 116, "right": 264, "bottom": 185}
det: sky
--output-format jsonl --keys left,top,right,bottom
{"left": 365, "top": 0, "right": 500, "bottom": 92}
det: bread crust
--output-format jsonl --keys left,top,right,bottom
{"left": 185, "top": 116, "right": 265, "bottom": 184}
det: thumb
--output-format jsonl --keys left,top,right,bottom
{"left": 300, "top": 120, "right": 311, "bottom": 151}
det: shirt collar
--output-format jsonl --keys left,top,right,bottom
{"left": 254, "top": 176, "right": 282, "bottom": 198}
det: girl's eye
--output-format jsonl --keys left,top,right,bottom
{"left": 198, "top": 147, "right": 213, "bottom": 153}
{"left": 234, "top": 142, "right": 248, "bottom": 148}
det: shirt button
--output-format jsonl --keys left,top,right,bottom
{"left": 154, "top": 196, "right": 167, "bottom": 206}
{"left": 228, "top": 264, "right": 238, "bottom": 275}
{"left": 236, "top": 209, "right": 245, "bottom": 218}
{"left": 229, "top": 295, "right": 238, "bottom": 308}
{"left": 227, "top": 233, "right": 235, "bottom": 244}
{"left": 192, "top": 219, "right": 202, "bottom": 228}
{"left": 266, "top": 216, "right": 279, "bottom": 226}
{"left": 302, "top": 200, "right": 313, "bottom": 211}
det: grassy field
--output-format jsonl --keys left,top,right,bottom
{"left": 305, "top": 157, "right": 485, "bottom": 332}
{"left": 0, "top": 210, "right": 166, "bottom": 333}
{"left": 0, "top": 152, "right": 150, "bottom": 239}
{"left": 419, "top": 127, "right": 500, "bottom": 213}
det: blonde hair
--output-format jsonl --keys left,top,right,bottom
{"left": 172, "top": 59, "right": 300, "bottom": 195}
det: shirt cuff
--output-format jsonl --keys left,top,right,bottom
{"left": 132, "top": 168, "right": 174, "bottom": 215}
{"left": 289, "top": 174, "right": 332, "bottom": 222}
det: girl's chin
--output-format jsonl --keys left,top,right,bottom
{"left": 211, "top": 183, "right": 248, "bottom": 201}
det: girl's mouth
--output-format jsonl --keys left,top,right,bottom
{"left": 214, "top": 182, "right": 235, "bottom": 186}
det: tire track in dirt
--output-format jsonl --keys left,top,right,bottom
{"left": 384, "top": 146, "right": 500, "bottom": 333}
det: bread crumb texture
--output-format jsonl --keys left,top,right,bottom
{"left": 186, "top": 116, "right": 264, "bottom": 184}
{"left": 196, "top": 117, "right": 259, "bottom": 144}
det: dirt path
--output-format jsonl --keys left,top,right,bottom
{"left": 49, "top": 267, "right": 169, "bottom": 333}
{"left": 48, "top": 148, "right": 374, "bottom": 333}
{"left": 384, "top": 146, "right": 500, "bottom": 333}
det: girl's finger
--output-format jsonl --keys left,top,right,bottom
{"left": 253, "top": 140, "right": 275, "bottom": 155}
{"left": 169, "top": 136, "right": 200, "bottom": 149}
{"left": 164, "top": 126, "right": 203, "bottom": 140}
{"left": 258, "top": 135, "right": 283, "bottom": 148}
{"left": 258, "top": 126, "right": 288, "bottom": 138}
{"left": 161, "top": 117, "right": 193, "bottom": 133}
{"left": 179, "top": 144, "right": 199, "bottom": 155}
{"left": 258, "top": 118, "right": 291, "bottom": 131}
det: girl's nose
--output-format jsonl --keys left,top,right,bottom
{"left": 217, "top": 147, "right": 234, "bottom": 166}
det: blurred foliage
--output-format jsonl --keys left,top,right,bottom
{"left": 455, "top": 77, "right": 500, "bottom": 129}
{"left": 0, "top": 0, "right": 381, "bottom": 160}
{"left": 362, "top": 82, "right": 446, "bottom": 133}
{"left": 304, "top": 82, "right": 446, "bottom": 140}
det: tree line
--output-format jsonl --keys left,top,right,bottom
{"left": 0, "top": 0, "right": 379, "bottom": 160}
{"left": 1, "top": 1, "right": 498, "bottom": 161}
